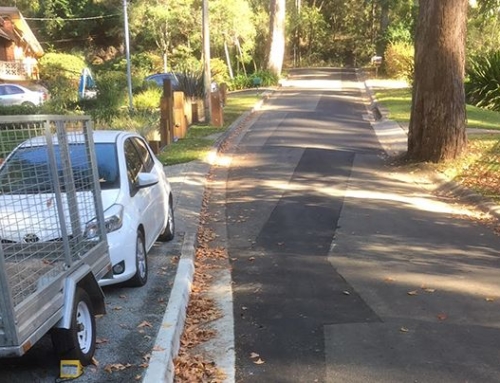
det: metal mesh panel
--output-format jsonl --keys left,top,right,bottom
{"left": 0, "top": 116, "right": 106, "bottom": 308}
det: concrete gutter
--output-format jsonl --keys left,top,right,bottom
{"left": 142, "top": 88, "right": 272, "bottom": 383}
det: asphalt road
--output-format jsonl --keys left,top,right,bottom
{"left": 213, "top": 68, "right": 500, "bottom": 382}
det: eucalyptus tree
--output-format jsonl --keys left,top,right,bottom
{"left": 407, "top": 0, "right": 469, "bottom": 162}
{"left": 267, "top": 0, "right": 286, "bottom": 75}
{"left": 208, "top": 0, "right": 256, "bottom": 75}
{"left": 131, "top": 1, "right": 170, "bottom": 72}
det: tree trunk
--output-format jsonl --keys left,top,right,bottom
{"left": 267, "top": 0, "right": 286, "bottom": 76}
{"left": 407, "top": 0, "right": 468, "bottom": 163}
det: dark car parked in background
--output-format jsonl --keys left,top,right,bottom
{"left": 145, "top": 73, "right": 181, "bottom": 90}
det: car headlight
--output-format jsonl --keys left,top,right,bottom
{"left": 84, "top": 204, "right": 124, "bottom": 239}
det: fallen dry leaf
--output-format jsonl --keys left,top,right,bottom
{"left": 91, "top": 356, "right": 99, "bottom": 366}
{"left": 253, "top": 358, "right": 265, "bottom": 365}
{"left": 423, "top": 288, "right": 436, "bottom": 293}
{"left": 152, "top": 345, "right": 165, "bottom": 352}
{"left": 248, "top": 257, "right": 255, "bottom": 261}
{"left": 400, "top": 327, "right": 409, "bottom": 333}
{"left": 343, "top": 291, "right": 350, "bottom": 296}
{"left": 137, "top": 320, "right": 153, "bottom": 328}
{"left": 250, "top": 352, "right": 260, "bottom": 359}
{"left": 384, "top": 277, "right": 395, "bottom": 283}
{"left": 437, "top": 313, "right": 448, "bottom": 321}
{"left": 135, "top": 375, "right": 142, "bottom": 381}
{"left": 485, "top": 297, "right": 495, "bottom": 302}
{"left": 96, "top": 337, "right": 109, "bottom": 345}
{"left": 104, "top": 363, "right": 132, "bottom": 373}
{"left": 407, "top": 290, "right": 418, "bottom": 296}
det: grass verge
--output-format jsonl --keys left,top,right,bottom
{"left": 375, "top": 87, "right": 500, "bottom": 202}
{"left": 157, "top": 92, "right": 262, "bottom": 165}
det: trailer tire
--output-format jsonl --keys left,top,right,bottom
{"left": 51, "top": 287, "right": 96, "bottom": 366}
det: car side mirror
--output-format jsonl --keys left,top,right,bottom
{"left": 136, "top": 172, "right": 159, "bottom": 188}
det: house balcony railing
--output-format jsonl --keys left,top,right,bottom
{"left": 0, "top": 60, "right": 33, "bottom": 81}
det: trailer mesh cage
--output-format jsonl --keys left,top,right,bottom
{"left": 0, "top": 115, "right": 108, "bottom": 352}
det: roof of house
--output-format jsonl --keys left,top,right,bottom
{"left": 0, "top": 7, "right": 43, "bottom": 57}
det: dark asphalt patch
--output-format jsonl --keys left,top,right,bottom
{"left": 232, "top": 148, "right": 380, "bottom": 383}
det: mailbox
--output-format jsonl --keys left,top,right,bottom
{"left": 371, "top": 55, "right": 383, "bottom": 66}
{"left": 371, "top": 55, "right": 383, "bottom": 77}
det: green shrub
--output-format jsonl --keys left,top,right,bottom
{"left": 104, "top": 110, "right": 160, "bottom": 141}
{"left": 0, "top": 104, "right": 42, "bottom": 115}
{"left": 134, "top": 88, "right": 162, "bottom": 110}
{"left": 229, "top": 74, "right": 252, "bottom": 90}
{"left": 228, "top": 70, "right": 279, "bottom": 91}
{"left": 384, "top": 42, "right": 414, "bottom": 82}
{"left": 39, "top": 52, "right": 87, "bottom": 105}
{"left": 210, "top": 57, "right": 230, "bottom": 86}
{"left": 178, "top": 70, "right": 205, "bottom": 100}
{"left": 251, "top": 70, "right": 279, "bottom": 87}
{"left": 466, "top": 51, "right": 500, "bottom": 111}
{"left": 88, "top": 71, "right": 128, "bottom": 124}
{"left": 44, "top": 75, "right": 77, "bottom": 111}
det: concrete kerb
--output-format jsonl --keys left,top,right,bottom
{"left": 143, "top": 234, "right": 195, "bottom": 383}
{"left": 357, "top": 69, "right": 500, "bottom": 221}
{"left": 142, "top": 89, "right": 273, "bottom": 383}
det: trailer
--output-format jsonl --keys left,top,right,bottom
{"left": 0, "top": 115, "right": 111, "bottom": 366}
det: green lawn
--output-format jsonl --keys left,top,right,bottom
{"left": 375, "top": 87, "right": 500, "bottom": 202}
{"left": 375, "top": 88, "right": 500, "bottom": 130}
{"left": 157, "top": 92, "right": 261, "bottom": 165}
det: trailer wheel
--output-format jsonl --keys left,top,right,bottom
{"left": 51, "top": 287, "right": 96, "bottom": 366}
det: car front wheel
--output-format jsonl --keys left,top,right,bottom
{"left": 127, "top": 230, "right": 148, "bottom": 287}
{"left": 158, "top": 198, "right": 175, "bottom": 242}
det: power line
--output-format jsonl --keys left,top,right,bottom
{"left": 25, "top": 14, "right": 120, "bottom": 22}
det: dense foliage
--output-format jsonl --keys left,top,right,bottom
{"left": 7, "top": 0, "right": 500, "bottom": 139}
{"left": 466, "top": 51, "right": 500, "bottom": 111}
{"left": 10, "top": 0, "right": 500, "bottom": 77}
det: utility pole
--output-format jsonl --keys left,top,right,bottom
{"left": 123, "top": 0, "right": 133, "bottom": 111}
{"left": 202, "top": 0, "right": 212, "bottom": 124}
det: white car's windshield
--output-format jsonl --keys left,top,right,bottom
{"left": 0, "top": 143, "right": 119, "bottom": 194}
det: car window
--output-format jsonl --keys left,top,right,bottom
{"left": 94, "top": 144, "right": 119, "bottom": 189}
{"left": 131, "top": 137, "right": 154, "bottom": 172}
{"left": 0, "top": 148, "right": 52, "bottom": 194}
{"left": 0, "top": 86, "right": 5, "bottom": 96}
{"left": 124, "top": 139, "right": 144, "bottom": 188}
{"left": 0, "top": 143, "right": 119, "bottom": 194}
{"left": 4, "top": 86, "right": 23, "bottom": 95}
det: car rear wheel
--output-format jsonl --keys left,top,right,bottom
{"left": 127, "top": 230, "right": 148, "bottom": 287}
{"left": 158, "top": 198, "right": 175, "bottom": 242}
{"left": 21, "top": 101, "right": 35, "bottom": 107}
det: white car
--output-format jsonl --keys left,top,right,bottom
{"left": 0, "top": 130, "right": 175, "bottom": 287}
{"left": 0, "top": 83, "right": 47, "bottom": 107}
